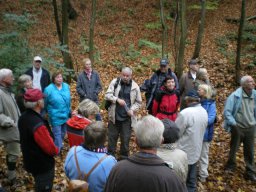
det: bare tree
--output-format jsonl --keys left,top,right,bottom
{"left": 160, "top": 0, "right": 168, "bottom": 58}
{"left": 89, "top": 0, "right": 97, "bottom": 63}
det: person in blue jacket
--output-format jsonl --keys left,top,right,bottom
{"left": 44, "top": 71, "right": 71, "bottom": 153}
{"left": 197, "top": 84, "right": 216, "bottom": 182}
{"left": 65, "top": 121, "right": 117, "bottom": 192}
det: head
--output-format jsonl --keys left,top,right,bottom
{"left": 160, "top": 58, "right": 169, "bottom": 73}
{"left": 121, "top": 67, "right": 132, "bottom": 84}
{"left": 84, "top": 121, "right": 106, "bottom": 149}
{"left": 51, "top": 71, "right": 63, "bottom": 86}
{"left": 78, "top": 99, "right": 99, "bottom": 120}
{"left": 161, "top": 119, "right": 180, "bottom": 144}
{"left": 185, "top": 89, "right": 200, "bottom": 106}
{"left": 134, "top": 115, "right": 164, "bottom": 149}
{"left": 198, "top": 84, "right": 212, "bottom": 99}
{"left": 83, "top": 58, "right": 92, "bottom": 71}
{"left": 23, "top": 89, "right": 44, "bottom": 111}
{"left": 240, "top": 75, "right": 255, "bottom": 91}
{"left": 33, "top": 56, "right": 42, "bottom": 70}
{"left": 18, "top": 74, "right": 32, "bottom": 89}
{"left": 196, "top": 68, "right": 209, "bottom": 81}
{"left": 163, "top": 76, "right": 175, "bottom": 91}
{"left": 188, "top": 59, "right": 199, "bottom": 73}
{"left": 0, "top": 68, "right": 14, "bottom": 87}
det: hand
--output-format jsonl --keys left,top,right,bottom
{"left": 127, "top": 110, "right": 134, "bottom": 117}
{"left": 117, "top": 98, "right": 126, "bottom": 106}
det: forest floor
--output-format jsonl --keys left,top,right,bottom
{"left": 0, "top": 0, "right": 256, "bottom": 191}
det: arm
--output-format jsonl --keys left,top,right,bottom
{"left": 33, "top": 125, "right": 58, "bottom": 156}
{"left": 95, "top": 72, "right": 103, "bottom": 94}
{"left": 130, "top": 85, "right": 142, "bottom": 112}
{"left": 223, "top": 94, "right": 237, "bottom": 126}
{"left": 172, "top": 72, "right": 180, "bottom": 91}
{"left": 175, "top": 113, "right": 187, "bottom": 137}
{"left": 76, "top": 74, "right": 86, "bottom": 97}
{"left": 105, "top": 78, "right": 119, "bottom": 103}
{"left": 0, "top": 98, "right": 15, "bottom": 128}
{"left": 152, "top": 99, "right": 159, "bottom": 116}
{"left": 208, "top": 101, "right": 217, "bottom": 126}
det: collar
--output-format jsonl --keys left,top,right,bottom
{"left": 127, "top": 152, "right": 166, "bottom": 166}
{"left": 33, "top": 66, "right": 42, "bottom": 73}
{"left": 0, "top": 84, "right": 12, "bottom": 93}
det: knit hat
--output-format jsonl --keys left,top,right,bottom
{"left": 24, "top": 89, "right": 44, "bottom": 102}
{"left": 161, "top": 119, "right": 180, "bottom": 144}
{"left": 160, "top": 58, "right": 169, "bottom": 66}
{"left": 186, "top": 89, "right": 200, "bottom": 98}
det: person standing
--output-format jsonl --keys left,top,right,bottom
{"left": 175, "top": 89, "right": 208, "bottom": 192}
{"left": 25, "top": 56, "right": 50, "bottom": 92}
{"left": 18, "top": 89, "right": 58, "bottom": 192}
{"left": 224, "top": 75, "right": 256, "bottom": 182}
{"left": 44, "top": 71, "right": 71, "bottom": 153}
{"left": 76, "top": 58, "right": 102, "bottom": 120}
{"left": 140, "top": 58, "right": 179, "bottom": 114}
{"left": 0, "top": 69, "right": 21, "bottom": 184}
{"left": 179, "top": 59, "right": 199, "bottom": 110}
{"left": 105, "top": 67, "right": 142, "bottom": 159}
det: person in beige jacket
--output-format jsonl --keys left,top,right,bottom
{"left": 105, "top": 67, "right": 142, "bottom": 160}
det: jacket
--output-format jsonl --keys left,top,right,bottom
{"left": 105, "top": 152, "right": 187, "bottom": 192}
{"left": 44, "top": 82, "right": 71, "bottom": 126}
{"left": 65, "top": 146, "right": 117, "bottom": 192}
{"left": 223, "top": 87, "right": 256, "bottom": 132}
{"left": 25, "top": 67, "right": 50, "bottom": 92}
{"left": 175, "top": 103, "right": 208, "bottom": 164}
{"left": 201, "top": 99, "right": 216, "bottom": 142}
{"left": 0, "top": 85, "right": 20, "bottom": 142}
{"left": 76, "top": 70, "right": 102, "bottom": 103}
{"left": 105, "top": 78, "right": 142, "bottom": 127}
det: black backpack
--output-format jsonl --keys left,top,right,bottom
{"left": 104, "top": 78, "right": 120, "bottom": 110}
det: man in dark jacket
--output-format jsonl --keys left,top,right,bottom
{"left": 140, "top": 58, "right": 179, "bottom": 114}
{"left": 18, "top": 89, "right": 58, "bottom": 192}
{"left": 25, "top": 56, "right": 50, "bottom": 92}
{"left": 105, "top": 115, "right": 186, "bottom": 192}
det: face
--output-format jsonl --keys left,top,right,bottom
{"left": 54, "top": 74, "right": 63, "bottom": 85}
{"left": 38, "top": 99, "right": 44, "bottom": 109}
{"left": 121, "top": 71, "right": 132, "bottom": 83}
{"left": 84, "top": 60, "right": 92, "bottom": 71}
{"left": 160, "top": 65, "right": 168, "bottom": 73}
{"left": 197, "top": 87, "right": 206, "bottom": 97}
{"left": 165, "top": 79, "right": 175, "bottom": 90}
{"left": 33, "top": 60, "right": 41, "bottom": 70}
{"left": 189, "top": 64, "right": 199, "bottom": 72}
{"left": 24, "top": 80, "right": 33, "bottom": 89}
{"left": 3, "top": 73, "right": 14, "bottom": 86}
{"left": 243, "top": 77, "right": 255, "bottom": 91}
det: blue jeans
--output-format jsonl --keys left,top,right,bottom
{"left": 52, "top": 123, "right": 67, "bottom": 153}
{"left": 186, "top": 163, "right": 197, "bottom": 192}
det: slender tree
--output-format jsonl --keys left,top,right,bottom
{"left": 192, "top": 0, "right": 206, "bottom": 59}
{"left": 89, "top": 0, "right": 97, "bottom": 63}
{"left": 160, "top": 0, "right": 168, "bottom": 58}
{"left": 52, "top": 0, "right": 62, "bottom": 43}
{"left": 235, "top": 0, "right": 246, "bottom": 85}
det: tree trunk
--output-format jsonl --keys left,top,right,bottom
{"left": 235, "top": 0, "right": 246, "bottom": 85}
{"left": 89, "top": 0, "right": 97, "bottom": 64}
{"left": 176, "top": 0, "right": 187, "bottom": 79}
{"left": 68, "top": 0, "right": 78, "bottom": 20}
{"left": 160, "top": 0, "right": 168, "bottom": 58}
{"left": 172, "top": 1, "right": 179, "bottom": 65}
{"left": 52, "top": 0, "right": 62, "bottom": 43}
{"left": 192, "top": 0, "right": 206, "bottom": 59}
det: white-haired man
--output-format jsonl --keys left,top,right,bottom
{"left": 105, "top": 115, "right": 186, "bottom": 192}
{"left": 0, "top": 68, "right": 21, "bottom": 184}
{"left": 224, "top": 75, "right": 256, "bottom": 182}
{"left": 105, "top": 67, "right": 142, "bottom": 159}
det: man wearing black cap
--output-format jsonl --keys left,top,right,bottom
{"left": 18, "top": 89, "right": 58, "bottom": 192}
{"left": 175, "top": 89, "right": 208, "bottom": 192}
{"left": 140, "top": 58, "right": 179, "bottom": 114}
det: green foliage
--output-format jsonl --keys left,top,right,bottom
{"left": 112, "top": 60, "right": 124, "bottom": 71}
{"left": 121, "top": 44, "right": 140, "bottom": 60}
{"left": 138, "top": 39, "right": 161, "bottom": 51}
{"left": 121, "top": 24, "right": 133, "bottom": 33}
{"left": 145, "top": 22, "right": 161, "bottom": 30}
{"left": 189, "top": 1, "right": 219, "bottom": 10}
{"left": 244, "top": 24, "right": 256, "bottom": 32}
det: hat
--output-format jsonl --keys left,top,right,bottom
{"left": 160, "top": 58, "right": 169, "bottom": 66}
{"left": 162, "top": 119, "right": 180, "bottom": 144}
{"left": 188, "top": 59, "right": 198, "bottom": 65}
{"left": 33, "top": 56, "right": 42, "bottom": 62}
{"left": 24, "top": 89, "right": 44, "bottom": 102}
{"left": 186, "top": 89, "right": 200, "bottom": 98}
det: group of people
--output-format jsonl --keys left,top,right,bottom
{"left": 0, "top": 55, "right": 255, "bottom": 192}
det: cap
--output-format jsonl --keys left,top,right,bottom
{"left": 161, "top": 119, "right": 180, "bottom": 144}
{"left": 188, "top": 59, "right": 198, "bottom": 65}
{"left": 33, "top": 56, "right": 42, "bottom": 62}
{"left": 186, "top": 89, "right": 200, "bottom": 98}
{"left": 24, "top": 89, "right": 44, "bottom": 102}
{"left": 160, "top": 58, "right": 169, "bottom": 66}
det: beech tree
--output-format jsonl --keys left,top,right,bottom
{"left": 89, "top": 0, "right": 97, "bottom": 63}
{"left": 160, "top": 0, "right": 167, "bottom": 58}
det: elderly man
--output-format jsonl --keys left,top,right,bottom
{"left": 0, "top": 68, "right": 20, "bottom": 184}
{"left": 105, "top": 115, "right": 186, "bottom": 192}
{"left": 179, "top": 59, "right": 200, "bottom": 110}
{"left": 105, "top": 67, "right": 142, "bottom": 159}
{"left": 224, "top": 75, "right": 256, "bottom": 182}
{"left": 140, "top": 58, "right": 179, "bottom": 114}
{"left": 18, "top": 89, "right": 58, "bottom": 191}
{"left": 25, "top": 56, "right": 50, "bottom": 92}
{"left": 175, "top": 89, "right": 208, "bottom": 192}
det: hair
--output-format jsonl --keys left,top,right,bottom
{"left": 83, "top": 58, "right": 91, "bottom": 64}
{"left": 163, "top": 76, "right": 175, "bottom": 85}
{"left": 198, "top": 84, "right": 212, "bottom": 99}
{"left": 78, "top": 99, "right": 99, "bottom": 118}
{"left": 184, "top": 96, "right": 200, "bottom": 103}
{"left": 51, "top": 70, "right": 62, "bottom": 83}
{"left": 18, "top": 74, "right": 31, "bottom": 87}
{"left": 196, "top": 68, "right": 208, "bottom": 81}
{"left": 240, "top": 75, "right": 252, "bottom": 87}
{"left": 134, "top": 115, "right": 164, "bottom": 149}
{"left": 0, "top": 68, "right": 13, "bottom": 82}
{"left": 121, "top": 67, "right": 132, "bottom": 75}
{"left": 84, "top": 121, "right": 106, "bottom": 148}
{"left": 24, "top": 99, "right": 44, "bottom": 109}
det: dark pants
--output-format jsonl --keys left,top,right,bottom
{"left": 186, "top": 163, "right": 197, "bottom": 192}
{"left": 108, "top": 119, "right": 132, "bottom": 159}
{"left": 32, "top": 168, "right": 55, "bottom": 192}
{"left": 226, "top": 126, "right": 255, "bottom": 175}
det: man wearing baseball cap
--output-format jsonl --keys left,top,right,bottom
{"left": 25, "top": 56, "right": 50, "bottom": 92}
{"left": 18, "top": 89, "right": 58, "bottom": 191}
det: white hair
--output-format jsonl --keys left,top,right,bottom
{"left": 0, "top": 68, "right": 13, "bottom": 82}
{"left": 24, "top": 99, "right": 44, "bottom": 109}
{"left": 18, "top": 74, "right": 31, "bottom": 87}
{"left": 240, "top": 75, "right": 252, "bottom": 87}
{"left": 78, "top": 99, "right": 99, "bottom": 118}
{"left": 134, "top": 115, "right": 164, "bottom": 149}
{"left": 122, "top": 67, "right": 132, "bottom": 75}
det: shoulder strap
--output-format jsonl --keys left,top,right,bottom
{"left": 112, "top": 77, "right": 121, "bottom": 96}
{"left": 84, "top": 154, "right": 108, "bottom": 181}
{"left": 74, "top": 146, "right": 83, "bottom": 180}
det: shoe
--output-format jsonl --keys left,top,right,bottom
{"left": 224, "top": 166, "right": 235, "bottom": 173}
{"left": 244, "top": 173, "right": 256, "bottom": 182}
{"left": 199, "top": 177, "right": 207, "bottom": 182}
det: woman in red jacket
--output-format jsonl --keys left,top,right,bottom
{"left": 152, "top": 76, "right": 180, "bottom": 121}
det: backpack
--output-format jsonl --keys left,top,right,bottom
{"left": 68, "top": 146, "right": 108, "bottom": 192}
{"left": 104, "top": 78, "right": 121, "bottom": 110}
